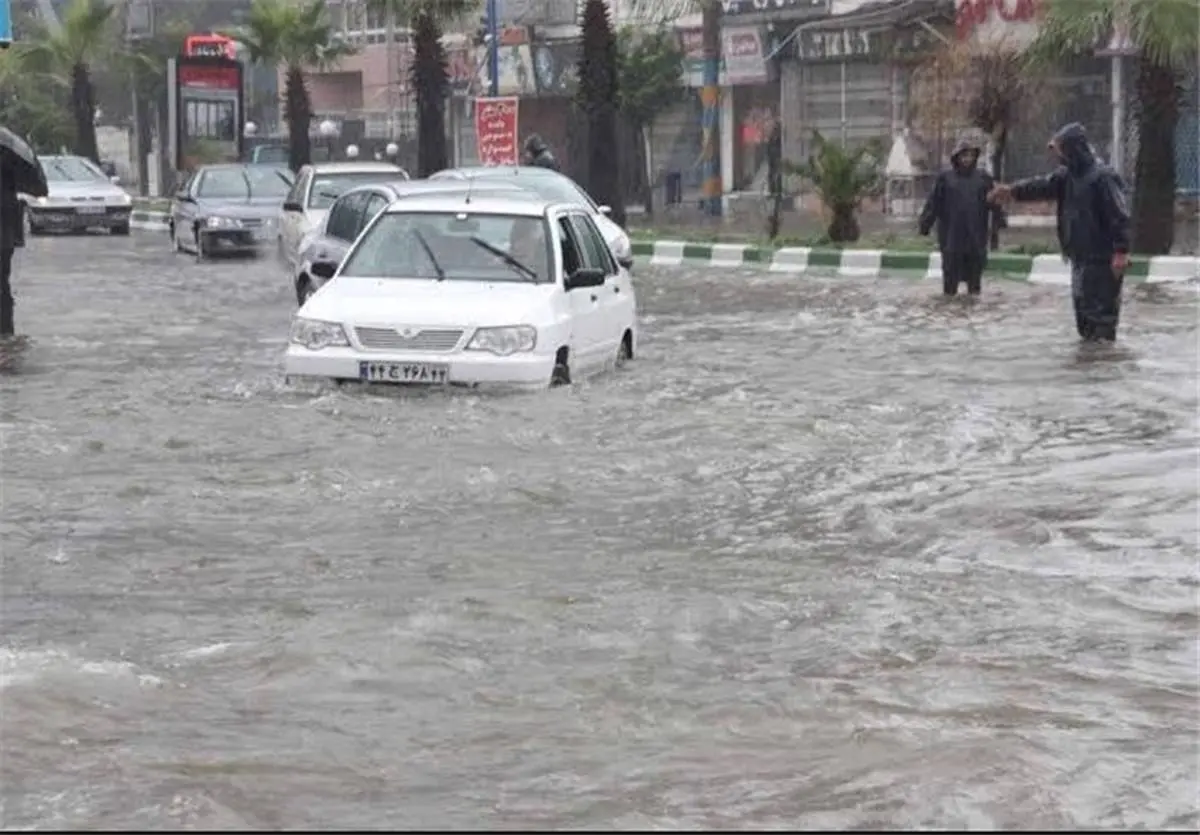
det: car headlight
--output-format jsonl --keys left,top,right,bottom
{"left": 205, "top": 215, "right": 243, "bottom": 229}
{"left": 35, "top": 196, "right": 49, "bottom": 206}
{"left": 289, "top": 318, "right": 349, "bottom": 350}
{"left": 113, "top": 193, "right": 132, "bottom": 206}
{"left": 466, "top": 326, "right": 537, "bottom": 356}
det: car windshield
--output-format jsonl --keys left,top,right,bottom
{"left": 252, "top": 146, "right": 288, "bottom": 164}
{"left": 341, "top": 211, "right": 550, "bottom": 283}
{"left": 309, "top": 171, "right": 402, "bottom": 209}
{"left": 41, "top": 157, "right": 109, "bottom": 183}
{"left": 197, "top": 166, "right": 293, "bottom": 199}
{"left": 470, "top": 172, "right": 597, "bottom": 210}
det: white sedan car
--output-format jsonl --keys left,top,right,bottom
{"left": 284, "top": 195, "right": 637, "bottom": 389}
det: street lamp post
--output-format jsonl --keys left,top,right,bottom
{"left": 486, "top": 0, "right": 499, "bottom": 98}
{"left": 318, "top": 119, "right": 338, "bottom": 162}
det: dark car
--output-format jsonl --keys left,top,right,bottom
{"left": 292, "top": 178, "right": 534, "bottom": 305}
{"left": 169, "top": 163, "right": 294, "bottom": 261}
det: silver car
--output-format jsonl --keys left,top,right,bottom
{"left": 169, "top": 164, "right": 294, "bottom": 260}
{"left": 23, "top": 155, "right": 134, "bottom": 235}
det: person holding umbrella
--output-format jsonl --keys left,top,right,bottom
{"left": 0, "top": 126, "right": 49, "bottom": 338}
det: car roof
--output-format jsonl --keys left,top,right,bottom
{"left": 443, "top": 166, "right": 563, "bottom": 179}
{"left": 38, "top": 154, "right": 91, "bottom": 161}
{"left": 308, "top": 161, "right": 406, "bottom": 174}
{"left": 380, "top": 194, "right": 560, "bottom": 217}
{"left": 342, "top": 179, "right": 533, "bottom": 198}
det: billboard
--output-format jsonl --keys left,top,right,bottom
{"left": 167, "top": 55, "right": 245, "bottom": 173}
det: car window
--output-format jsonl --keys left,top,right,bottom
{"left": 472, "top": 171, "right": 597, "bottom": 210}
{"left": 341, "top": 211, "right": 550, "bottom": 283}
{"left": 556, "top": 217, "right": 585, "bottom": 279}
{"left": 327, "top": 192, "right": 367, "bottom": 241}
{"left": 360, "top": 193, "right": 390, "bottom": 233}
{"left": 196, "top": 166, "right": 292, "bottom": 199}
{"left": 567, "top": 214, "right": 615, "bottom": 275}
{"left": 308, "top": 171, "right": 401, "bottom": 209}
{"left": 285, "top": 169, "right": 309, "bottom": 206}
{"left": 40, "top": 156, "right": 110, "bottom": 183}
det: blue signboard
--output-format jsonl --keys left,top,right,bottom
{"left": 1, "top": 0, "right": 12, "bottom": 46}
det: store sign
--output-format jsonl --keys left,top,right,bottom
{"left": 792, "top": 25, "right": 938, "bottom": 61}
{"left": 680, "top": 26, "right": 772, "bottom": 87}
{"left": 955, "top": 0, "right": 1038, "bottom": 40}
{"left": 474, "top": 96, "right": 519, "bottom": 166}
{"left": 722, "top": 0, "right": 827, "bottom": 16}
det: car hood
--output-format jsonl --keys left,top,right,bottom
{"left": 45, "top": 181, "right": 127, "bottom": 200}
{"left": 302, "top": 277, "right": 557, "bottom": 328}
{"left": 196, "top": 198, "right": 284, "bottom": 218}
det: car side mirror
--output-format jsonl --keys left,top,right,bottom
{"left": 565, "top": 267, "right": 606, "bottom": 290}
{"left": 597, "top": 205, "right": 612, "bottom": 216}
{"left": 618, "top": 255, "right": 634, "bottom": 270}
{"left": 310, "top": 260, "right": 338, "bottom": 280}
{"left": 109, "top": 175, "right": 121, "bottom": 184}
{"left": 282, "top": 200, "right": 304, "bottom": 212}
{"left": 174, "top": 190, "right": 191, "bottom": 202}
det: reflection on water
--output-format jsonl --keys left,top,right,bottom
{"left": 1, "top": 237, "right": 1197, "bottom": 829}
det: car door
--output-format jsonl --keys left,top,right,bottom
{"left": 555, "top": 213, "right": 606, "bottom": 372}
{"left": 279, "top": 167, "right": 311, "bottom": 267}
{"left": 171, "top": 171, "right": 198, "bottom": 243}
{"left": 567, "top": 212, "right": 626, "bottom": 360}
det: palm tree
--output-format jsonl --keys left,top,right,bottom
{"left": 368, "top": 1, "right": 474, "bottom": 176}
{"left": 234, "top": 0, "right": 353, "bottom": 172}
{"left": 1026, "top": 0, "right": 1199, "bottom": 254}
{"left": 578, "top": 0, "right": 623, "bottom": 225}
{"left": 16, "top": 0, "right": 117, "bottom": 163}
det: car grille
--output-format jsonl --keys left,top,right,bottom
{"left": 241, "top": 218, "right": 265, "bottom": 228}
{"left": 355, "top": 327, "right": 464, "bottom": 352}
{"left": 68, "top": 196, "right": 106, "bottom": 203}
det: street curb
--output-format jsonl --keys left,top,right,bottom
{"left": 131, "top": 210, "right": 169, "bottom": 232}
{"left": 629, "top": 240, "right": 1200, "bottom": 284}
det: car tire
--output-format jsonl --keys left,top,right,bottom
{"left": 551, "top": 348, "right": 571, "bottom": 387}
{"left": 27, "top": 223, "right": 45, "bottom": 237}
{"left": 615, "top": 331, "right": 633, "bottom": 368}
{"left": 296, "top": 276, "right": 315, "bottom": 307}
{"left": 194, "top": 228, "right": 206, "bottom": 262}
{"left": 112, "top": 223, "right": 130, "bottom": 236}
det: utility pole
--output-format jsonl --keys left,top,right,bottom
{"left": 486, "top": 0, "right": 499, "bottom": 97}
{"left": 700, "top": 0, "right": 722, "bottom": 217}
{"left": 385, "top": 2, "right": 396, "bottom": 139}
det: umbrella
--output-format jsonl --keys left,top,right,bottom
{"left": 0, "top": 126, "right": 49, "bottom": 198}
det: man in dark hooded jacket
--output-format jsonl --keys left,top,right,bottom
{"left": 523, "top": 134, "right": 559, "bottom": 171}
{"left": 919, "top": 133, "right": 1001, "bottom": 296}
{"left": 990, "top": 122, "right": 1131, "bottom": 342}
{"left": 0, "top": 157, "right": 24, "bottom": 338}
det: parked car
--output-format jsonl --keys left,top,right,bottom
{"left": 291, "top": 178, "right": 535, "bottom": 306}
{"left": 22, "top": 155, "right": 133, "bottom": 236}
{"left": 277, "top": 161, "right": 409, "bottom": 272}
{"left": 285, "top": 194, "right": 637, "bottom": 389}
{"left": 168, "top": 164, "right": 294, "bottom": 260}
{"left": 430, "top": 166, "right": 634, "bottom": 268}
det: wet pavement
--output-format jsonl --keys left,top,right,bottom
{"left": 1, "top": 233, "right": 1198, "bottom": 830}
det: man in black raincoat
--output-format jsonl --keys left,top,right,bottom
{"left": 0, "top": 156, "right": 24, "bottom": 338}
{"left": 990, "top": 122, "right": 1131, "bottom": 342}
{"left": 523, "top": 134, "right": 560, "bottom": 172}
{"left": 919, "top": 133, "right": 1001, "bottom": 296}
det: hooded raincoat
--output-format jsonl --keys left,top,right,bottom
{"left": 523, "top": 134, "right": 560, "bottom": 172}
{"left": 1009, "top": 122, "right": 1131, "bottom": 341}
{"left": 919, "top": 134, "right": 1000, "bottom": 295}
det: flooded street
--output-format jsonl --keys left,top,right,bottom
{"left": 1, "top": 234, "right": 1197, "bottom": 829}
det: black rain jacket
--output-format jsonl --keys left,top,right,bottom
{"left": 919, "top": 135, "right": 1001, "bottom": 255}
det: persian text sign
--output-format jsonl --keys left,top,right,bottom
{"left": 474, "top": 96, "right": 519, "bottom": 166}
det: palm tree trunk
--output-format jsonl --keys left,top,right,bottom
{"left": 1131, "top": 57, "right": 1178, "bottom": 255}
{"left": 284, "top": 66, "right": 312, "bottom": 173}
{"left": 71, "top": 62, "right": 99, "bottom": 163}
{"left": 412, "top": 11, "right": 448, "bottom": 177}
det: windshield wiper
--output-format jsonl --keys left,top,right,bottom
{"left": 468, "top": 236, "right": 539, "bottom": 282}
{"left": 412, "top": 228, "right": 446, "bottom": 281}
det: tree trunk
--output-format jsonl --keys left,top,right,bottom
{"left": 71, "top": 63, "right": 99, "bottom": 163}
{"left": 828, "top": 205, "right": 860, "bottom": 243}
{"left": 1131, "top": 56, "right": 1178, "bottom": 255}
{"left": 989, "top": 127, "right": 1006, "bottom": 251}
{"left": 412, "top": 12, "right": 448, "bottom": 177}
{"left": 641, "top": 124, "right": 654, "bottom": 218}
{"left": 766, "top": 122, "right": 782, "bottom": 240}
{"left": 284, "top": 66, "right": 312, "bottom": 173}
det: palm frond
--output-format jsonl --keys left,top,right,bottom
{"left": 1027, "top": 0, "right": 1198, "bottom": 70}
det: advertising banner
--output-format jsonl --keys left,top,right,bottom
{"left": 474, "top": 96, "right": 520, "bottom": 166}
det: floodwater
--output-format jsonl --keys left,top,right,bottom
{"left": 1, "top": 235, "right": 1197, "bottom": 829}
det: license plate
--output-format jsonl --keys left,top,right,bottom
{"left": 76, "top": 206, "right": 106, "bottom": 215}
{"left": 358, "top": 361, "right": 448, "bottom": 384}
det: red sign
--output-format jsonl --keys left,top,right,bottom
{"left": 178, "top": 64, "right": 240, "bottom": 90}
{"left": 474, "top": 96, "right": 519, "bottom": 166}
{"left": 956, "top": 0, "right": 1038, "bottom": 39}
